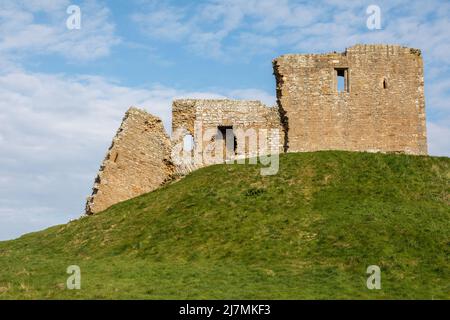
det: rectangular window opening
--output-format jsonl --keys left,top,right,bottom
{"left": 336, "top": 68, "right": 349, "bottom": 92}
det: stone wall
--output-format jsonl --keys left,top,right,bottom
{"left": 273, "top": 44, "right": 427, "bottom": 155}
{"left": 85, "top": 107, "right": 174, "bottom": 214}
{"left": 172, "top": 99, "right": 283, "bottom": 173}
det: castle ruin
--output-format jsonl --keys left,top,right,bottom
{"left": 86, "top": 44, "right": 428, "bottom": 215}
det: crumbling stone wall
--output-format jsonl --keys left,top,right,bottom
{"left": 273, "top": 44, "right": 427, "bottom": 154}
{"left": 85, "top": 107, "right": 174, "bottom": 214}
{"left": 172, "top": 99, "right": 283, "bottom": 173}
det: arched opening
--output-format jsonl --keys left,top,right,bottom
{"left": 383, "top": 78, "right": 387, "bottom": 89}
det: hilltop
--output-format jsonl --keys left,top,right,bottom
{"left": 0, "top": 151, "right": 448, "bottom": 299}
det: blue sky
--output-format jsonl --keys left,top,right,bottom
{"left": 0, "top": 0, "right": 449, "bottom": 240}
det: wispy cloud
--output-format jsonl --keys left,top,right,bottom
{"left": 229, "top": 88, "right": 276, "bottom": 106}
{"left": 131, "top": 0, "right": 326, "bottom": 59}
{"left": 0, "top": 0, "right": 120, "bottom": 62}
{"left": 427, "top": 122, "right": 450, "bottom": 157}
{"left": 132, "top": 3, "right": 191, "bottom": 41}
{"left": 131, "top": 0, "right": 450, "bottom": 65}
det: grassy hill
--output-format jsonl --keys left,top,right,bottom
{"left": 0, "top": 151, "right": 449, "bottom": 299}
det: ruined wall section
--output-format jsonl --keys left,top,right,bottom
{"left": 171, "top": 99, "right": 284, "bottom": 172}
{"left": 85, "top": 107, "right": 174, "bottom": 214}
{"left": 273, "top": 44, "right": 427, "bottom": 155}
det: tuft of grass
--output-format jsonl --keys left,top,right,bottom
{"left": 0, "top": 151, "right": 449, "bottom": 299}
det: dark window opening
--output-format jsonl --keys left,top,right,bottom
{"left": 113, "top": 153, "right": 119, "bottom": 163}
{"left": 335, "top": 68, "right": 349, "bottom": 92}
{"left": 217, "top": 125, "right": 237, "bottom": 154}
{"left": 383, "top": 79, "right": 387, "bottom": 89}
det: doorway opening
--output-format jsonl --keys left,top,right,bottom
{"left": 217, "top": 125, "right": 237, "bottom": 158}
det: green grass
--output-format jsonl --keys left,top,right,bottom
{"left": 0, "top": 151, "right": 449, "bottom": 299}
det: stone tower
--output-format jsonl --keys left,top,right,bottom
{"left": 273, "top": 44, "right": 427, "bottom": 154}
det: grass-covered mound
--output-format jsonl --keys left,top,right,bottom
{"left": 0, "top": 151, "right": 448, "bottom": 299}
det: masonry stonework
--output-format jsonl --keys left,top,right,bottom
{"left": 85, "top": 107, "right": 174, "bottom": 214}
{"left": 273, "top": 44, "right": 427, "bottom": 154}
{"left": 172, "top": 99, "right": 283, "bottom": 174}
{"left": 86, "top": 44, "right": 428, "bottom": 214}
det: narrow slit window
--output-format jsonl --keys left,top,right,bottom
{"left": 383, "top": 79, "right": 387, "bottom": 89}
{"left": 335, "top": 68, "right": 349, "bottom": 92}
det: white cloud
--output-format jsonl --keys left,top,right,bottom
{"left": 132, "top": 0, "right": 450, "bottom": 66}
{"left": 131, "top": 5, "right": 190, "bottom": 41}
{"left": 132, "top": 0, "right": 326, "bottom": 59}
{"left": 229, "top": 88, "right": 276, "bottom": 106}
{"left": 426, "top": 77, "right": 450, "bottom": 111}
{"left": 427, "top": 121, "right": 450, "bottom": 157}
{"left": 0, "top": 205, "right": 61, "bottom": 241}
{"left": 0, "top": 71, "right": 225, "bottom": 160}
{"left": 0, "top": 0, "right": 119, "bottom": 62}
